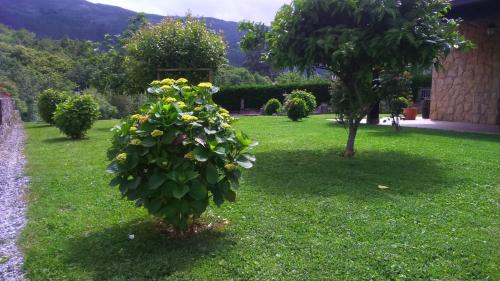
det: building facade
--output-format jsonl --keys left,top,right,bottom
{"left": 430, "top": 0, "right": 500, "bottom": 125}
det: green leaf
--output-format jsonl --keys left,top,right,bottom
{"left": 204, "top": 127, "right": 217, "bottom": 134}
{"left": 236, "top": 131, "right": 253, "bottom": 146}
{"left": 191, "top": 199, "right": 208, "bottom": 215}
{"left": 148, "top": 172, "right": 167, "bottom": 189}
{"left": 224, "top": 189, "right": 237, "bottom": 202}
{"left": 205, "top": 164, "right": 219, "bottom": 184}
{"left": 193, "top": 147, "right": 209, "bottom": 162}
{"left": 214, "top": 146, "right": 227, "bottom": 155}
{"left": 141, "top": 137, "right": 157, "bottom": 147}
{"left": 236, "top": 156, "right": 253, "bottom": 169}
{"left": 106, "top": 162, "right": 120, "bottom": 174}
{"left": 213, "top": 192, "right": 224, "bottom": 207}
{"left": 122, "top": 176, "right": 141, "bottom": 191}
{"left": 161, "top": 130, "right": 178, "bottom": 144}
{"left": 146, "top": 199, "right": 162, "bottom": 213}
{"left": 189, "top": 180, "right": 208, "bottom": 200}
{"left": 109, "top": 176, "right": 122, "bottom": 187}
{"left": 241, "top": 153, "right": 256, "bottom": 162}
{"left": 172, "top": 184, "right": 189, "bottom": 199}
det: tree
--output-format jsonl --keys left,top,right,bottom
{"left": 125, "top": 16, "right": 227, "bottom": 92}
{"left": 238, "top": 21, "right": 276, "bottom": 77}
{"left": 258, "top": 0, "right": 471, "bottom": 157}
{"left": 214, "top": 65, "right": 272, "bottom": 86}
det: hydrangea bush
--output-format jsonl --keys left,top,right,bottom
{"left": 285, "top": 98, "right": 307, "bottom": 121}
{"left": 107, "top": 78, "right": 257, "bottom": 230}
{"left": 53, "top": 95, "right": 100, "bottom": 139}
{"left": 263, "top": 98, "right": 282, "bottom": 115}
{"left": 285, "top": 90, "right": 317, "bottom": 116}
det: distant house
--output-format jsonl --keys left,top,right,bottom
{"left": 431, "top": 0, "right": 499, "bottom": 125}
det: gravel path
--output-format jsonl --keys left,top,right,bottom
{"left": 0, "top": 125, "right": 28, "bottom": 281}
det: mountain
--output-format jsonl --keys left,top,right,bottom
{"left": 0, "top": 0, "right": 246, "bottom": 66}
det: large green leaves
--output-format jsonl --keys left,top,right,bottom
{"left": 107, "top": 77, "right": 257, "bottom": 230}
{"left": 148, "top": 172, "right": 167, "bottom": 189}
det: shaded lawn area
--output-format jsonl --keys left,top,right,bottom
{"left": 21, "top": 115, "right": 499, "bottom": 280}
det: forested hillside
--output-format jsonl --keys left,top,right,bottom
{"left": 0, "top": 0, "right": 245, "bottom": 66}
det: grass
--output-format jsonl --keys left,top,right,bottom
{"left": 21, "top": 115, "right": 499, "bottom": 280}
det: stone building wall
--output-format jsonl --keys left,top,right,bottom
{"left": 431, "top": 17, "right": 500, "bottom": 125}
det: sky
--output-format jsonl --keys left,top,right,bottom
{"left": 87, "top": 0, "right": 291, "bottom": 24}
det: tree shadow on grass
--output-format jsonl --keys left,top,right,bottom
{"left": 64, "top": 220, "right": 234, "bottom": 280}
{"left": 364, "top": 127, "right": 500, "bottom": 143}
{"left": 247, "top": 149, "right": 453, "bottom": 200}
{"left": 42, "top": 137, "right": 88, "bottom": 143}
{"left": 325, "top": 121, "right": 500, "bottom": 143}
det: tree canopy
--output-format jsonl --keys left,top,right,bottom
{"left": 125, "top": 16, "right": 227, "bottom": 91}
{"left": 251, "top": 0, "right": 471, "bottom": 156}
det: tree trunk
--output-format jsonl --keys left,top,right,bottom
{"left": 366, "top": 101, "right": 380, "bottom": 125}
{"left": 344, "top": 119, "right": 359, "bottom": 157}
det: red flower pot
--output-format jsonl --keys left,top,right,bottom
{"left": 403, "top": 107, "right": 417, "bottom": 120}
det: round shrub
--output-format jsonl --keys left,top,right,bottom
{"left": 37, "top": 89, "right": 69, "bottom": 124}
{"left": 264, "top": 98, "right": 282, "bottom": 115}
{"left": 286, "top": 98, "right": 307, "bottom": 121}
{"left": 389, "top": 96, "right": 411, "bottom": 116}
{"left": 106, "top": 78, "right": 257, "bottom": 231}
{"left": 53, "top": 95, "right": 100, "bottom": 139}
{"left": 286, "top": 89, "right": 317, "bottom": 116}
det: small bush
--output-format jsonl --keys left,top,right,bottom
{"left": 37, "top": 89, "right": 69, "bottom": 124}
{"left": 53, "top": 95, "right": 100, "bottom": 139}
{"left": 286, "top": 98, "right": 307, "bottom": 121}
{"left": 286, "top": 89, "right": 317, "bottom": 116}
{"left": 389, "top": 96, "right": 411, "bottom": 116}
{"left": 107, "top": 78, "right": 257, "bottom": 231}
{"left": 264, "top": 98, "right": 282, "bottom": 115}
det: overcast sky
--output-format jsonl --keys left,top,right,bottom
{"left": 87, "top": 0, "right": 291, "bottom": 24}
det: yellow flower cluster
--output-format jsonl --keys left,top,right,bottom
{"left": 130, "top": 139, "right": 142, "bottom": 145}
{"left": 181, "top": 86, "right": 192, "bottom": 91}
{"left": 115, "top": 153, "right": 127, "bottom": 162}
{"left": 221, "top": 123, "right": 231, "bottom": 129}
{"left": 150, "top": 80, "right": 162, "bottom": 86}
{"left": 197, "top": 82, "right": 213, "bottom": 89}
{"left": 129, "top": 126, "right": 137, "bottom": 134}
{"left": 160, "top": 85, "right": 172, "bottom": 91}
{"left": 138, "top": 115, "right": 149, "bottom": 124}
{"left": 131, "top": 114, "right": 141, "bottom": 120}
{"left": 224, "top": 163, "right": 238, "bottom": 171}
{"left": 151, "top": 129, "right": 164, "bottom": 137}
{"left": 176, "top": 78, "right": 188, "bottom": 84}
{"left": 161, "top": 78, "right": 176, "bottom": 85}
{"left": 181, "top": 115, "right": 198, "bottom": 123}
{"left": 163, "top": 97, "right": 177, "bottom": 103}
{"left": 176, "top": 101, "right": 187, "bottom": 109}
{"left": 194, "top": 106, "right": 203, "bottom": 112}
{"left": 184, "top": 151, "right": 194, "bottom": 160}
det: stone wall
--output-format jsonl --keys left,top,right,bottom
{"left": 0, "top": 93, "right": 20, "bottom": 141}
{"left": 431, "top": 17, "right": 500, "bottom": 125}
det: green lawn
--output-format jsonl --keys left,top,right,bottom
{"left": 21, "top": 116, "right": 499, "bottom": 280}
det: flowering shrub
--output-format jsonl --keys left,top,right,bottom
{"left": 53, "top": 95, "right": 100, "bottom": 139}
{"left": 286, "top": 98, "right": 307, "bottom": 121}
{"left": 107, "top": 78, "right": 257, "bottom": 230}
{"left": 264, "top": 98, "right": 281, "bottom": 115}
{"left": 37, "top": 89, "right": 69, "bottom": 124}
{"left": 285, "top": 89, "right": 317, "bottom": 116}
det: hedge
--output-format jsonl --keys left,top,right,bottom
{"left": 213, "top": 82, "right": 330, "bottom": 111}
